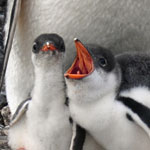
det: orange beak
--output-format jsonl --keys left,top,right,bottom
{"left": 41, "top": 43, "right": 57, "bottom": 51}
{"left": 64, "top": 39, "right": 94, "bottom": 79}
{"left": 17, "top": 148, "right": 25, "bottom": 150}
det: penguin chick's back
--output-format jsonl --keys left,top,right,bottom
{"left": 116, "top": 52, "right": 150, "bottom": 91}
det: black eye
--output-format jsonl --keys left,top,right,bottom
{"left": 32, "top": 43, "right": 38, "bottom": 53}
{"left": 99, "top": 57, "right": 107, "bottom": 67}
{"left": 60, "top": 43, "right": 65, "bottom": 52}
{"left": 59, "top": 40, "right": 65, "bottom": 52}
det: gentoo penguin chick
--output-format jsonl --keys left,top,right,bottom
{"left": 9, "top": 33, "right": 72, "bottom": 150}
{"left": 65, "top": 39, "right": 150, "bottom": 150}
{"left": 26, "top": 33, "right": 72, "bottom": 150}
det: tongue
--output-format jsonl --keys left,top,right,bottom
{"left": 64, "top": 39, "right": 94, "bottom": 79}
{"left": 75, "top": 39, "right": 92, "bottom": 74}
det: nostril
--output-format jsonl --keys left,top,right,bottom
{"left": 41, "top": 44, "right": 56, "bottom": 52}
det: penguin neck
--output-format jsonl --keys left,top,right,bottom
{"left": 32, "top": 60, "right": 65, "bottom": 107}
{"left": 66, "top": 70, "right": 119, "bottom": 105}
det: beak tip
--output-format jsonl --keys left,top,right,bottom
{"left": 74, "top": 38, "right": 79, "bottom": 42}
{"left": 64, "top": 74, "right": 68, "bottom": 78}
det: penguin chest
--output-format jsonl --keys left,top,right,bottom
{"left": 8, "top": 116, "right": 28, "bottom": 150}
{"left": 69, "top": 97, "right": 114, "bottom": 133}
{"left": 69, "top": 97, "right": 150, "bottom": 150}
{"left": 26, "top": 102, "right": 71, "bottom": 150}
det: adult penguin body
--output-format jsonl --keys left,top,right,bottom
{"left": 4, "top": 1, "right": 150, "bottom": 149}
{"left": 4, "top": 0, "right": 150, "bottom": 115}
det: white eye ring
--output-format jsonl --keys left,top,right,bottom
{"left": 46, "top": 42, "right": 50, "bottom": 48}
{"left": 46, "top": 42, "right": 50, "bottom": 45}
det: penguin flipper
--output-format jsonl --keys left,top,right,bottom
{"left": 117, "top": 96, "right": 150, "bottom": 138}
{"left": 70, "top": 122, "right": 86, "bottom": 150}
{"left": 10, "top": 98, "right": 31, "bottom": 126}
{"left": 0, "top": 0, "right": 21, "bottom": 90}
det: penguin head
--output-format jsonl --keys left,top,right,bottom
{"left": 32, "top": 33, "right": 65, "bottom": 66}
{"left": 33, "top": 33, "right": 65, "bottom": 53}
{"left": 64, "top": 39, "right": 121, "bottom": 101}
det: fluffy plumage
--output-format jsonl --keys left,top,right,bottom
{"left": 8, "top": 34, "right": 72, "bottom": 150}
{"left": 66, "top": 44, "right": 150, "bottom": 150}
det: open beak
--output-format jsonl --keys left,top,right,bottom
{"left": 41, "top": 43, "right": 57, "bottom": 51}
{"left": 64, "top": 38, "right": 94, "bottom": 79}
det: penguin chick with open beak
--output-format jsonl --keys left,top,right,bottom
{"left": 9, "top": 33, "right": 72, "bottom": 150}
{"left": 65, "top": 39, "right": 150, "bottom": 150}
